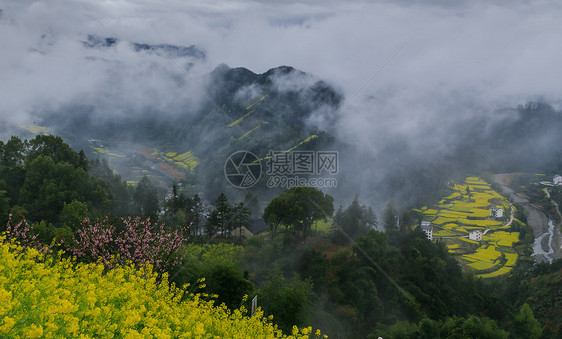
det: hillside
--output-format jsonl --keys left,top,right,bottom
{"left": 25, "top": 63, "right": 341, "bottom": 201}
{"left": 415, "top": 177, "right": 524, "bottom": 278}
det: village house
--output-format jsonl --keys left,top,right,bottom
{"left": 553, "top": 175, "right": 562, "bottom": 186}
{"left": 420, "top": 221, "right": 433, "bottom": 241}
{"left": 490, "top": 206, "right": 503, "bottom": 219}
{"left": 232, "top": 218, "right": 268, "bottom": 238}
{"left": 469, "top": 230, "right": 483, "bottom": 242}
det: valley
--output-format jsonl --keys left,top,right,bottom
{"left": 494, "top": 173, "right": 562, "bottom": 264}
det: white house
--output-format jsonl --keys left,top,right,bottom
{"left": 420, "top": 221, "right": 433, "bottom": 241}
{"left": 469, "top": 230, "right": 483, "bottom": 242}
{"left": 490, "top": 206, "right": 503, "bottom": 219}
{"left": 554, "top": 175, "right": 562, "bottom": 186}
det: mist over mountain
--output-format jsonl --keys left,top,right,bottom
{"left": 340, "top": 100, "right": 562, "bottom": 209}
{"left": 82, "top": 35, "right": 207, "bottom": 61}
{"left": 1, "top": 0, "right": 562, "bottom": 212}
{"left": 19, "top": 53, "right": 562, "bottom": 211}
{"left": 27, "top": 48, "right": 343, "bottom": 203}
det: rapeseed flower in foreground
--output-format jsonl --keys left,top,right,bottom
{"left": 0, "top": 235, "right": 324, "bottom": 338}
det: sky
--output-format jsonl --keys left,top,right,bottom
{"left": 1, "top": 0, "right": 561, "bottom": 203}
{"left": 2, "top": 0, "right": 562, "bottom": 124}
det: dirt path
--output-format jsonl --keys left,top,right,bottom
{"left": 504, "top": 205, "right": 515, "bottom": 228}
{"left": 494, "top": 173, "right": 562, "bottom": 264}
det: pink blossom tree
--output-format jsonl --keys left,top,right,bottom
{"left": 3, "top": 214, "right": 53, "bottom": 253}
{"left": 66, "top": 217, "right": 188, "bottom": 273}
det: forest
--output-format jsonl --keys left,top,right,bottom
{"left": 1, "top": 134, "right": 561, "bottom": 338}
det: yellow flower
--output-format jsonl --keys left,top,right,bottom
{"left": 292, "top": 325, "right": 299, "bottom": 336}
{"left": 123, "top": 310, "right": 141, "bottom": 327}
{"left": 23, "top": 324, "right": 44, "bottom": 338}
{"left": 0, "top": 316, "right": 15, "bottom": 333}
{"left": 44, "top": 321, "right": 59, "bottom": 332}
{"left": 1, "top": 239, "right": 325, "bottom": 339}
{"left": 124, "top": 329, "right": 143, "bottom": 339}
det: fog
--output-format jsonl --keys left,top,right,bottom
{"left": 1, "top": 0, "right": 561, "bottom": 207}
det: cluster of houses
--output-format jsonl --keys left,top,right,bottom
{"left": 420, "top": 205, "right": 503, "bottom": 242}
{"left": 419, "top": 221, "right": 484, "bottom": 242}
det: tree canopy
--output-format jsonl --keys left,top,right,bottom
{"left": 263, "top": 187, "right": 333, "bottom": 237}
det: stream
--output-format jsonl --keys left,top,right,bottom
{"left": 532, "top": 218, "right": 555, "bottom": 263}
{"left": 494, "top": 173, "right": 562, "bottom": 263}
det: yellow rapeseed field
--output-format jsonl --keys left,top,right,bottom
{"left": 483, "top": 231, "right": 520, "bottom": 247}
{"left": 0, "top": 237, "right": 324, "bottom": 338}
{"left": 419, "top": 177, "right": 520, "bottom": 278}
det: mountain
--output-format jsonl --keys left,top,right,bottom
{"left": 12, "top": 35, "right": 562, "bottom": 210}
{"left": 82, "top": 34, "right": 206, "bottom": 60}
{"left": 33, "top": 62, "right": 342, "bottom": 200}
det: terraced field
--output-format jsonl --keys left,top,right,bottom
{"left": 163, "top": 151, "right": 199, "bottom": 170}
{"left": 90, "top": 146, "right": 126, "bottom": 158}
{"left": 414, "top": 177, "right": 520, "bottom": 278}
{"left": 89, "top": 144, "right": 199, "bottom": 187}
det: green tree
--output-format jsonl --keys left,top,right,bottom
{"left": 0, "top": 189, "right": 10, "bottom": 225}
{"left": 164, "top": 183, "right": 189, "bottom": 228}
{"left": 258, "top": 266, "right": 314, "bottom": 333}
{"left": 186, "top": 193, "right": 204, "bottom": 236}
{"left": 514, "top": 303, "right": 542, "bottom": 339}
{"left": 204, "top": 262, "right": 254, "bottom": 310}
{"left": 206, "top": 193, "right": 232, "bottom": 237}
{"left": 26, "top": 135, "right": 82, "bottom": 168}
{"left": 0, "top": 136, "right": 26, "bottom": 205}
{"left": 90, "top": 158, "right": 134, "bottom": 217}
{"left": 263, "top": 187, "right": 333, "bottom": 238}
{"left": 59, "top": 200, "right": 89, "bottom": 231}
{"left": 20, "top": 156, "right": 92, "bottom": 223}
{"left": 459, "top": 315, "right": 509, "bottom": 339}
{"left": 109, "top": 175, "right": 134, "bottom": 217}
{"left": 232, "top": 202, "right": 251, "bottom": 238}
{"left": 134, "top": 176, "right": 159, "bottom": 220}
{"left": 169, "top": 244, "right": 254, "bottom": 311}
{"left": 332, "top": 196, "right": 377, "bottom": 243}
{"left": 0, "top": 135, "right": 111, "bottom": 227}
{"left": 400, "top": 210, "right": 413, "bottom": 232}
{"left": 383, "top": 200, "right": 399, "bottom": 231}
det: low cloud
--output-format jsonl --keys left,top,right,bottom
{"left": 1, "top": 0, "right": 561, "bottom": 206}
